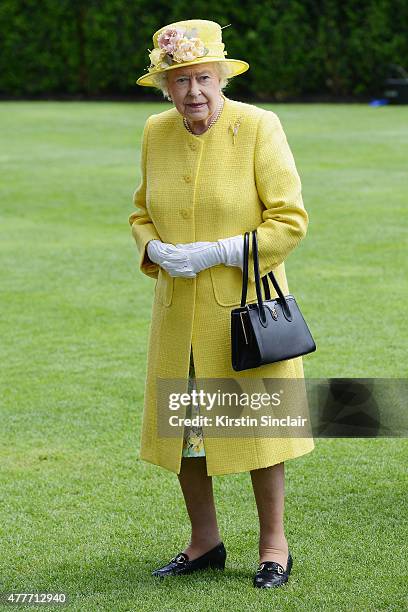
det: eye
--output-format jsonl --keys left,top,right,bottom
{"left": 200, "top": 75, "right": 210, "bottom": 80}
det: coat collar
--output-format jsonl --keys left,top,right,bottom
{"left": 172, "top": 94, "right": 244, "bottom": 145}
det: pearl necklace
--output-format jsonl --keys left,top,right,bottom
{"left": 183, "top": 96, "right": 225, "bottom": 135}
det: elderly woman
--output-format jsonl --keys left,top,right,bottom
{"left": 128, "top": 19, "right": 314, "bottom": 588}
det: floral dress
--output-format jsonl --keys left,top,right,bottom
{"left": 182, "top": 348, "right": 206, "bottom": 457}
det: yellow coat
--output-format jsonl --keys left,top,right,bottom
{"left": 128, "top": 93, "right": 315, "bottom": 476}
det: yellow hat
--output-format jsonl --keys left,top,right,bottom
{"left": 136, "top": 19, "right": 249, "bottom": 87}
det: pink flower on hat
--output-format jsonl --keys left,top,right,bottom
{"left": 157, "top": 28, "right": 185, "bottom": 54}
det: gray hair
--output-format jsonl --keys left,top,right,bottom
{"left": 150, "top": 61, "right": 232, "bottom": 101}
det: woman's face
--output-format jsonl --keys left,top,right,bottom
{"left": 166, "top": 63, "right": 222, "bottom": 124}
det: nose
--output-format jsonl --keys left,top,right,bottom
{"left": 188, "top": 77, "right": 202, "bottom": 97}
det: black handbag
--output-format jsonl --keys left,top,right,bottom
{"left": 231, "top": 230, "right": 316, "bottom": 371}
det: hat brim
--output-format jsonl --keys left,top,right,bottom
{"left": 136, "top": 58, "right": 249, "bottom": 87}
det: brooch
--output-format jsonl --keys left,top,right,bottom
{"left": 229, "top": 117, "right": 242, "bottom": 145}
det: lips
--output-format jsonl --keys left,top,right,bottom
{"left": 187, "top": 102, "right": 206, "bottom": 108}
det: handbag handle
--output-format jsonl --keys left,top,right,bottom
{"left": 240, "top": 232, "right": 250, "bottom": 307}
{"left": 240, "top": 231, "right": 292, "bottom": 322}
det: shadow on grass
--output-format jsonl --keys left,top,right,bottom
{"left": 45, "top": 556, "right": 261, "bottom": 594}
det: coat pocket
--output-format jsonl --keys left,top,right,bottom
{"left": 155, "top": 267, "right": 174, "bottom": 307}
{"left": 209, "top": 265, "right": 259, "bottom": 307}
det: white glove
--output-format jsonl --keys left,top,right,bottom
{"left": 164, "top": 241, "right": 224, "bottom": 277}
{"left": 147, "top": 239, "right": 203, "bottom": 277}
{"left": 169, "top": 235, "right": 244, "bottom": 276}
{"left": 217, "top": 235, "right": 244, "bottom": 270}
{"left": 147, "top": 235, "right": 244, "bottom": 278}
{"left": 147, "top": 239, "right": 181, "bottom": 263}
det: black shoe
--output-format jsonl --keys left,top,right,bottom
{"left": 151, "top": 542, "right": 227, "bottom": 577}
{"left": 253, "top": 552, "right": 293, "bottom": 588}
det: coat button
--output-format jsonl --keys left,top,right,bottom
{"left": 189, "top": 142, "right": 197, "bottom": 151}
{"left": 180, "top": 208, "right": 192, "bottom": 219}
{"left": 183, "top": 175, "right": 192, "bottom": 183}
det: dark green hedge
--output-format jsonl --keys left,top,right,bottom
{"left": 0, "top": 0, "right": 407, "bottom": 98}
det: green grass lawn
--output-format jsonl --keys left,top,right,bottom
{"left": 0, "top": 100, "right": 407, "bottom": 611}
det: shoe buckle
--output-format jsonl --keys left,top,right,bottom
{"left": 174, "top": 553, "right": 187, "bottom": 564}
{"left": 259, "top": 561, "right": 284, "bottom": 574}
